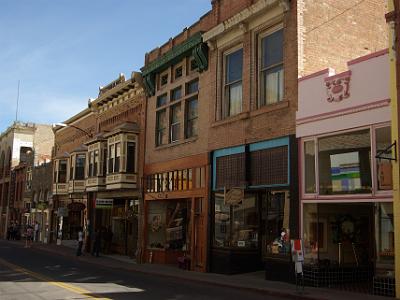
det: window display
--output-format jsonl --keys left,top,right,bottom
{"left": 376, "top": 126, "right": 393, "bottom": 190}
{"left": 147, "top": 200, "right": 190, "bottom": 251}
{"left": 264, "top": 191, "right": 290, "bottom": 256}
{"left": 214, "top": 193, "right": 258, "bottom": 248}
{"left": 376, "top": 203, "right": 394, "bottom": 268}
{"left": 318, "top": 129, "right": 371, "bottom": 194}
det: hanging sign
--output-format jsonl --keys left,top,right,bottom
{"left": 224, "top": 188, "right": 243, "bottom": 205}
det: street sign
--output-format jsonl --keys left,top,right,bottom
{"left": 96, "top": 198, "right": 113, "bottom": 209}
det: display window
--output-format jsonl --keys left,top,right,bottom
{"left": 263, "top": 191, "right": 290, "bottom": 256}
{"left": 375, "top": 126, "right": 393, "bottom": 191}
{"left": 303, "top": 202, "right": 394, "bottom": 272}
{"left": 318, "top": 129, "right": 371, "bottom": 195}
{"left": 147, "top": 200, "right": 191, "bottom": 251}
{"left": 214, "top": 192, "right": 258, "bottom": 249}
{"left": 375, "top": 202, "right": 394, "bottom": 271}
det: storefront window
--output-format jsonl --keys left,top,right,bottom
{"left": 376, "top": 126, "right": 392, "bottom": 190}
{"left": 304, "top": 140, "right": 316, "bottom": 193}
{"left": 264, "top": 191, "right": 290, "bottom": 256}
{"left": 303, "top": 203, "right": 319, "bottom": 263}
{"left": 318, "top": 129, "right": 371, "bottom": 195}
{"left": 148, "top": 201, "right": 167, "bottom": 249}
{"left": 147, "top": 200, "right": 190, "bottom": 251}
{"left": 214, "top": 193, "right": 258, "bottom": 248}
{"left": 376, "top": 202, "right": 394, "bottom": 271}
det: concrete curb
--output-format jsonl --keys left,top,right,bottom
{"left": 26, "top": 242, "right": 326, "bottom": 300}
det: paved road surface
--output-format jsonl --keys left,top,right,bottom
{"left": 0, "top": 240, "right": 286, "bottom": 300}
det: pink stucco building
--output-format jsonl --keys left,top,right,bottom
{"left": 296, "top": 49, "right": 394, "bottom": 294}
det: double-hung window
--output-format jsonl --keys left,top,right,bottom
{"left": 58, "top": 160, "right": 67, "bottom": 183}
{"left": 115, "top": 143, "right": 121, "bottom": 173}
{"left": 108, "top": 143, "right": 121, "bottom": 173}
{"left": 108, "top": 144, "right": 115, "bottom": 173}
{"left": 75, "top": 154, "right": 86, "bottom": 180}
{"left": 186, "top": 97, "right": 198, "bottom": 138}
{"left": 260, "top": 29, "right": 284, "bottom": 106}
{"left": 156, "top": 109, "right": 167, "bottom": 146}
{"left": 127, "top": 142, "right": 136, "bottom": 173}
{"left": 224, "top": 48, "right": 243, "bottom": 118}
{"left": 88, "top": 151, "right": 94, "bottom": 177}
{"left": 170, "top": 104, "right": 181, "bottom": 142}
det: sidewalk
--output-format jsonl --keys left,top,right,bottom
{"left": 13, "top": 240, "right": 392, "bottom": 300}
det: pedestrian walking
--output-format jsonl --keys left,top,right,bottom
{"left": 91, "top": 228, "right": 101, "bottom": 257}
{"left": 25, "top": 225, "right": 33, "bottom": 248}
{"left": 76, "top": 227, "right": 84, "bottom": 256}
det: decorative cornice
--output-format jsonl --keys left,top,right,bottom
{"left": 203, "top": 0, "right": 283, "bottom": 42}
{"left": 141, "top": 32, "right": 203, "bottom": 77}
{"left": 141, "top": 31, "right": 208, "bottom": 96}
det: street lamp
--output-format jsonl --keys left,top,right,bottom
{"left": 52, "top": 123, "right": 93, "bottom": 138}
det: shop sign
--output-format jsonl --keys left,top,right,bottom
{"left": 57, "top": 207, "right": 68, "bottom": 217}
{"left": 224, "top": 188, "right": 244, "bottom": 205}
{"left": 96, "top": 198, "right": 113, "bottom": 209}
{"left": 67, "top": 202, "right": 85, "bottom": 211}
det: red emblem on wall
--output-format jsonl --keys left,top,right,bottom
{"left": 325, "top": 71, "right": 351, "bottom": 102}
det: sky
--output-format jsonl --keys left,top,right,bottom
{"left": 0, "top": 0, "right": 211, "bottom": 132}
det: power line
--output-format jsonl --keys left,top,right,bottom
{"left": 306, "top": 0, "right": 367, "bottom": 34}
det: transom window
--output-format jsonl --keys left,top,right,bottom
{"left": 224, "top": 48, "right": 243, "bottom": 118}
{"left": 260, "top": 29, "right": 284, "bottom": 107}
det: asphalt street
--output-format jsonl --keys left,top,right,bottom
{"left": 0, "top": 240, "right": 287, "bottom": 300}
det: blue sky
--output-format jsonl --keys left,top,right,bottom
{"left": 0, "top": 0, "right": 211, "bottom": 132}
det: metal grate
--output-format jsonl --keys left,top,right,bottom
{"left": 216, "top": 153, "right": 246, "bottom": 189}
{"left": 250, "top": 146, "right": 288, "bottom": 186}
{"left": 373, "top": 276, "right": 395, "bottom": 297}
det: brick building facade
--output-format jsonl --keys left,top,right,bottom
{"left": 52, "top": 72, "right": 146, "bottom": 256}
{"left": 0, "top": 122, "right": 53, "bottom": 238}
{"left": 139, "top": 0, "right": 387, "bottom": 275}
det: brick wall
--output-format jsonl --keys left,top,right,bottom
{"left": 299, "top": 0, "right": 388, "bottom": 76}
{"left": 54, "top": 112, "right": 96, "bottom": 157}
{"left": 207, "top": 0, "right": 298, "bottom": 151}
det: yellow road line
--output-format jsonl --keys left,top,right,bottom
{"left": 0, "top": 257, "right": 111, "bottom": 299}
